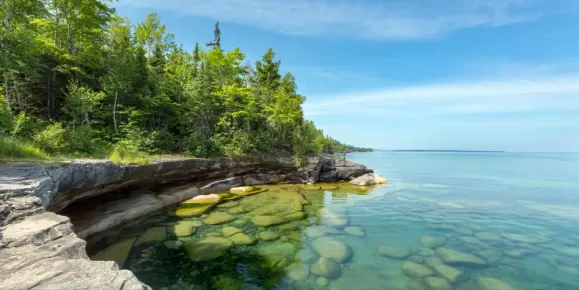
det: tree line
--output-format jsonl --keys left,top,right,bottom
{"left": 0, "top": 1, "right": 363, "bottom": 164}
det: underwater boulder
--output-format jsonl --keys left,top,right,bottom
{"left": 182, "top": 237, "right": 233, "bottom": 262}
{"left": 311, "top": 257, "right": 341, "bottom": 279}
{"left": 312, "top": 236, "right": 352, "bottom": 263}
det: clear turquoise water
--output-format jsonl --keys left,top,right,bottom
{"left": 96, "top": 152, "right": 579, "bottom": 290}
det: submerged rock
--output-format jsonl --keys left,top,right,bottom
{"left": 258, "top": 242, "right": 297, "bottom": 270}
{"left": 417, "top": 247, "right": 435, "bottom": 256}
{"left": 554, "top": 246, "right": 579, "bottom": 258}
{"left": 295, "top": 247, "right": 318, "bottom": 263}
{"left": 284, "top": 211, "right": 306, "bottom": 221}
{"left": 316, "top": 277, "right": 329, "bottom": 288}
{"left": 229, "top": 233, "right": 256, "bottom": 245}
{"left": 475, "top": 232, "right": 502, "bottom": 242}
{"left": 135, "top": 227, "right": 167, "bottom": 246}
{"left": 305, "top": 226, "right": 326, "bottom": 238}
{"left": 222, "top": 226, "right": 242, "bottom": 237}
{"left": 92, "top": 237, "right": 137, "bottom": 268}
{"left": 344, "top": 226, "right": 365, "bottom": 237}
{"left": 378, "top": 245, "right": 411, "bottom": 259}
{"left": 410, "top": 255, "right": 425, "bottom": 263}
{"left": 407, "top": 280, "right": 428, "bottom": 290}
{"left": 252, "top": 215, "right": 287, "bottom": 227}
{"left": 478, "top": 249, "right": 504, "bottom": 264}
{"left": 171, "top": 221, "right": 197, "bottom": 237}
{"left": 228, "top": 206, "right": 249, "bottom": 214}
{"left": 183, "top": 237, "right": 233, "bottom": 262}
{"left": 182, "top": 194, "right": 221, "bottom": 204}
{"left": 425, "top": 259, "right": 465, "bottom": 283}
{"left": 453, "top": 227, "right": 474, "bottom": 236}
{"left": 501, "top": 233, "right": 551, "bottom": 244}
{"left": 259, "top": 230, "right": 280, "bottom": 241}
{"left": 174, "top": 203, "right": 215, "bottom": 217}
{"left": 278, "top": 220, "right": 305, "bottom": 232}
{"left": 312, "top": 236, "right": 352, "bottom": 263}
{"left": 349, "top": 173, "right": 377, "bottom": 186}
{"left": 319, "top": 208, "right": 349, "bottom": 227}
{"left": 203, "top": 212, "right": 236, "bottom": 225}
{"left": 559, "top": 266, "right": 579, "bottom": 276}
{"left": 163, "top": 240, "right": 182, "bottom": 250}
{"left": 475, "top": 277, "right": 515, "bottom": 290}
{"left": 286, "top": 263, "right": 310, "bottom": 281}
{"left": 436, "top": 247, "right": 487, "bottom": 267}
{"left": 421, "top": 236, "right": 446, "bottom": 248}
{"left": 311, "top": 257, "right": 342, "bottom": 279}
{"left": 401, "top": 261, "right": 434, "bottom": 278}
{"left": 504, "top": 248, "right": 531, "bottom": 259}
{"left": 425, "top": 277, "right": 452, "bottom": 290}
{"left": 230, "top": 186, "right": 256, "bottom": 194}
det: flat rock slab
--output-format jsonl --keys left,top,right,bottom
{"left": 3, "top": 212, "right": 71, "bottom": 247}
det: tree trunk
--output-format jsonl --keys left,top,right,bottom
{"left": 1, "top": 0, "right": 13, "bottom": 123}
{"left": 3, "top": 75, "right": 12, "bottom": 123}
{"left": 113, "top": 91, "right": 118, "bottom": 133}
{"left": 84, "top": 111, "right": 90, "bottom": 128}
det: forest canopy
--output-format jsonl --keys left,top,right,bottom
{"left": 0, "top": 1, "right": 368, "bottom": 164}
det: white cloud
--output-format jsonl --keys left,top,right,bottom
{"left": 303, "top": 74, "right": 579, "bottom": 117}
{"left": 114, "top": 0, "right": 569, "bottom": 39}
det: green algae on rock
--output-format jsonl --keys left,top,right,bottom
{"left": 257, "top": 242, "right": 297, "bottom": 270}
{"left": 171, "top": 221, "right": 197, "bottom": 237}
{"left": 251, "top": 215, "right": 287, "bottom": 227}
{"left": 286, "top": 263, "right": 310, "bottom": 281}
{"left": 221, "top": 226, "right": 242, "bottom": 237}
{"left": 229, "top": 232, "right": 256, "bottom": 245}
{"left": 182, "top": 237, "right": 234, "bottom": 262}
{"left": 92, "top": 237, "right": 137, "bottom": 268}
{"left": 173, "top": 203, "right": 216, "bottom": 217}
{"left": 401, "top": 261, "right": 434, "bottom": 278}
{"left": 135, "top": 227, "right": 167, "bottom": 246}
{"left": 259, "top": 231, "right": 280, "bottom": 241}
{"left": 203, "top": 212, "right": 237, "bottom": 225}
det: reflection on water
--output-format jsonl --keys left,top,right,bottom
{"left": 91, "top": 152, "right": 579, "bottom": 290}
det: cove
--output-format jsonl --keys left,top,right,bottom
{"left": 0, "top": 155, "right": 371, "bottom": 289}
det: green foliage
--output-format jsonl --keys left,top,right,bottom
{"left": 1, "top": 5, "right": 363, "bottom": 161}
{"left": 0, "top": 97, "right": 12, "bottom": 134}
{"left": 0, "top": 137, "right": 49, "bottom": 160}
{"left": 109, "top": 141, "right": 150, "bottom": 165}
{"left": 64, "top": 82, "right": 105, "bottom": 126}
{"left": 33, "top": 122, "right": 66, "bottom": 154}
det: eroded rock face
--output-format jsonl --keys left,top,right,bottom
{"left": 0, "top": 154, "right": 373, "bottom": 290}
{"left": 0, "top": 212, "right": 150, "bottom": 290}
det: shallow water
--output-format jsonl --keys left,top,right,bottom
{"left": 92, "top": 151, "right": 579, "bottom": 290}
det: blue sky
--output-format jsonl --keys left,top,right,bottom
{"left": 114, "top": 0, "right": 579, "bottom": 152}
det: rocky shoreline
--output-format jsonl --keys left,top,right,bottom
{"left": 0, "top": 154, "right": 372, "bottom": 290}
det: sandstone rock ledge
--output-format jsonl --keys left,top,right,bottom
{"left": 0, "top": 155, "right": 372, "bottom": 290}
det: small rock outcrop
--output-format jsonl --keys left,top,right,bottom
{"left": 349, "top": 173, "right": 387, "bottom": 186}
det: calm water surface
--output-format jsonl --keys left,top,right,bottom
{"left": 92, "top": 152, "right": 579, "bottom": 290}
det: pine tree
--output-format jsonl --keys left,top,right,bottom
{"left": 205, "top": 21, "right": 221, "bottom": 51}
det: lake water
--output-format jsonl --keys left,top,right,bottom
{"left": 91, "top": 151, "right": 579, "bottom": 290}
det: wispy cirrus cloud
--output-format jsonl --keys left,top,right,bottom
{"left": 115, "top": 0, "right": 575, "bottom": 39}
